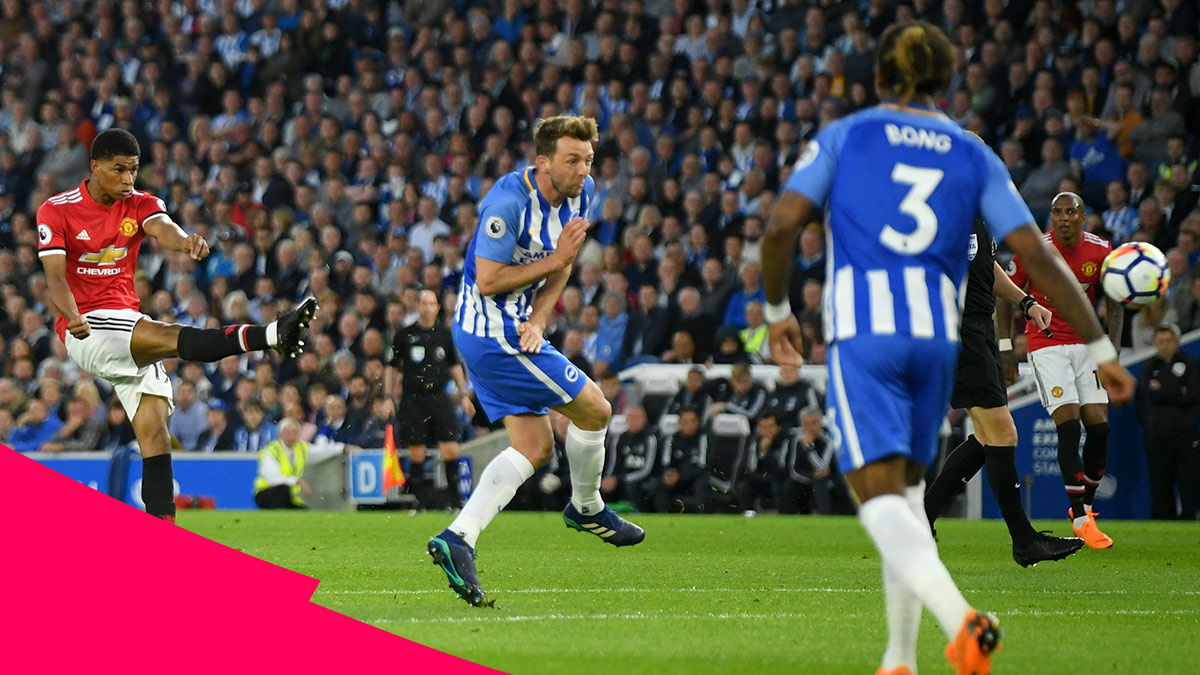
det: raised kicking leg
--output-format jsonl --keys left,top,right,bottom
{"left": 128, "top": 297, "right": 319, "bottom": 366}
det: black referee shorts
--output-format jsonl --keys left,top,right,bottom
{"left": 950, "top": 315, "right": 1008, "bottom": 410}
{"left": 396, "top": 392, "right": 460, "bottom": 446}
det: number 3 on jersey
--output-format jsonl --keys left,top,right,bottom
{"left": 880, "top": 163, "right": 944, "bottom": 255}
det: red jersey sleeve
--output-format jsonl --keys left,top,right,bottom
{"left": 35, "top": 201, "right": 67, "bottom": 258}
{"left": 1005, "top": 253, "right": 1028, "bottom": 290}
{"left": 133, "top": 191, "right": 170, "bottom": 226}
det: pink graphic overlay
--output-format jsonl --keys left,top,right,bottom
{"left": 0, "top": 447, "right": 504, "bottom": 674}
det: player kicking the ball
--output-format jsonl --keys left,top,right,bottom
{"left": 1001, "top": 191, "right": 1123, "bottom": 549}
{"left": 427, "top": 116, "right": 643, "bottom": 607}
{"left": 761, "top": 23, "right": 1133, "bottom": 675}
{"left": 37, "top": 129, "right": 317, "bottom": 523}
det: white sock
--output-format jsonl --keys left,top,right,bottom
{"left": 905, "top": 482, "right": 929, "bottom": 533}
{"left": 1073, "top": 514, "right": 1089, "bottom": 528}
{"left": 881, "top": 561, "right": 922, "bottom": 672}
{"left": 565, "top": 423, "right": 607, "bottom": 515}
{"left": 266, "top": 321, "right": 279, "bottom": 347}
{"left": 879, "top": 483, "right": 928, "bottom": 672}
{"left": 449, "top": 447, "right": 534, "bottom": 549}
{"left": 859, "top": 494, "right": 970, "bottom": 642}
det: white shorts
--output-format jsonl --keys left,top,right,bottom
{"left": 64, "top": 309, "right": 175, "bottom": 419}
{"left": 1028, "top": 343, "right": 1108, "bottom": 414}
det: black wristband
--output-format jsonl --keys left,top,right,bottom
{"left": 1019, "top": 294, "right": 1037, "bottom": 319}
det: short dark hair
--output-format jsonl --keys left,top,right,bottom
{"left": 90, "top": 128, "right": 141, "bottom": 161}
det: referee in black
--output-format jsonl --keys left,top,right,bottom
{"left": 388, "top": 289, "right": 474, "bottom": 509}
{"left": 923, "top": 219, "right": 1085, "bottom": 566}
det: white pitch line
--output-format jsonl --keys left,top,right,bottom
{"left": 369, "top": 612, "right": 810, "bottom": 625}
{"left": 367, "top": 608, "right": 1200, "bottom": 625}
{"left": 318, "top": 586, "right": 1200, "bottom": 597}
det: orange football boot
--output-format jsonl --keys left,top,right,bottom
{"left": 1070, "top": 508, "right": 1114, "bottom": 549}
{"left": 945, "top": 609, "right": 1002, "bottom": 675}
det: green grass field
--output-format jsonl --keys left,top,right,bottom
{"left": 184, "top": 512, "right": 1200, "bottom": 674}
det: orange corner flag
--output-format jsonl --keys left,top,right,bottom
{"left": 383, "top": 424, "right": 406, "bottom": 491}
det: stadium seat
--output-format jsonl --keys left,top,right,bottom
{"left": 658, "top": 413, "right": 680, "bottom": 437}
{"left": 709, "top": 413, "right": 751, "bottom": 439}
{"left": 608, "top": 414, "right": 628, "bottom": 437}
{"left": 639, "top": 376, "right": 679, "bottom": 426}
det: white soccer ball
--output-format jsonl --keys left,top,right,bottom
{"left": 1100, "top": 242, "right": 1170, "bottom": 307}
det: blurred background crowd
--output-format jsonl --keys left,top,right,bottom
{"left": 0, "top": 0, "right": 1197, "bottom": 513}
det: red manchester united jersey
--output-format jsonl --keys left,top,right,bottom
{"left": 36, "top": 180, "right": 168, "bottom": 341}
{"left": 1007, "top": 230, "right": 1111, "bottom": 352}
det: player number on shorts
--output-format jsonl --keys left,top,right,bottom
{"left": 879, "top": 163, "right": 945, "bottom": 255}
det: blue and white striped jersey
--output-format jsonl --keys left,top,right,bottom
{"left": 784, "top": 105, "right": 1033, "bottom": 344}
{"left": 456, "top": 167, "right": 594, "bottom": 338}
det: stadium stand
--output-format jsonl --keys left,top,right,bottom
{"left": 1, "top": 0, "right": 1197, "bottom": 515}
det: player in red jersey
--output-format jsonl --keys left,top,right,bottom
{"left": 36, "top": 129, "right": 318, "bottom": 523}
{"left": 1002, "top": 192, "right": 1123, "bottom": 548}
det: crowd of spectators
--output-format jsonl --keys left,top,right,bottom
{"left": 0, "top": 0, "right": 1198, "bottom": 511}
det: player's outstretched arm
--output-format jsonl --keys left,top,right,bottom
{"left": 1004, "top": 225, "right": 1134, "bottom": 403}
{"left": 475, "top": 217, "right": 589, "bottom": 296}
{"left": 996, "top": 295, "right": 1020, "bottom": 385}
{"left": 143, "top": 214, "right": 209, "bottom": 260}
{"left": 40, "top": 253, "right": 90, "bottom": 340}
{"left": 761, "top": 190, "right": 815, "bottom": 366}
{"left": 993, "top": 261, "right": 1051, "bottom": 331}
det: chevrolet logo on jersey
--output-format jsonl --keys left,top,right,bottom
{"left": 79, "top": 246, "right": 129, "bottom": 265}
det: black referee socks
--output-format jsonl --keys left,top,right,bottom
{"left": 177, "top": 325, "right": 268, "bottom": 362}
{"left": 924, "top": 435, "right": 985, "bottom": 525}
{"left": 142, "top": 453, "right": 176, "bottom": 520}
{"left": 984, "top": 445, "right": 1037, "bottom": 547}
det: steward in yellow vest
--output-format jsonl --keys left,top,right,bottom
{"left": 739, "top": 301, "right": 771, "bottom": 361}
{"left": 254, "top": 419, "right": 347, "bottom": 509}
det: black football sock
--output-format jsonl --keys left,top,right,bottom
{"left": 177, "top": 325, "right": 270, "bottom": 362}
{"left": 1056, "top": 419, "right": 1087, "bottom": 519}
{"left": 142, "top": 453, "right": 176, "bottom": 520}
{"left": 443, "top": 458, "right": 462, "bottom": 506}
{"left": 408, "top": 458, "right": 425, "bottom": 484}
{"left": 984, "top": 445, "right": 1037, "bottom": 547}
{"left": 924, "top": 435, "right": 986, "bottom": 525}
{"left": 1082, "top": 422, "right": 1109, "bottom": 508}
{"left": 443, "top": 458, "right": 460, "bottom": 488}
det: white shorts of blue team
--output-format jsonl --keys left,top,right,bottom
{"left": 64, "top": 308, "right": 175, "bottom": 419}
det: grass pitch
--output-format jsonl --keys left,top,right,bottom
{"left": 184, "top": 512, "right": 1199, "bottom": 674}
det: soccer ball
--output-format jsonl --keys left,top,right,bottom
{"left": 1100, "top": 242, "right": 1170, "bottom": 307}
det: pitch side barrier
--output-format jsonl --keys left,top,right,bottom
{"left": 617, "top": 363, "right": 830, "bottom": 395}
{"left": 20, "top": 444, "right": 490, "bottom": 511}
